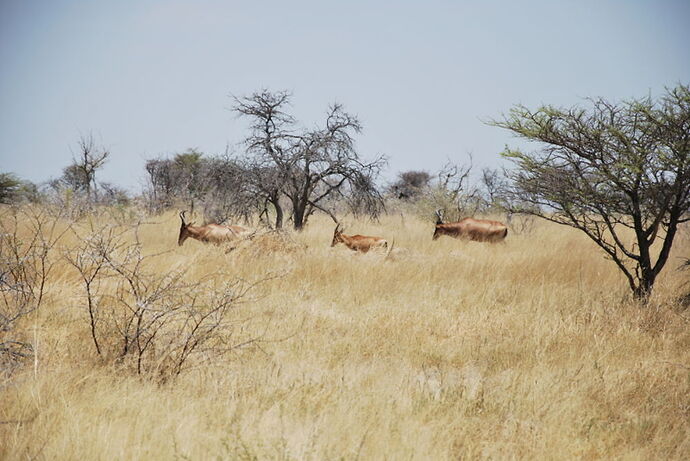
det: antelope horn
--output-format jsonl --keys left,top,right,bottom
{"left": 180, "top": 210, "right": 187, "bottom": 225}
{"left": 435, "top": 209, "right": 444, "bottom": 224}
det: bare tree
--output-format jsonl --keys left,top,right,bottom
{"left": 144, "top": 157, "right": 174, "bottom": 211}
{"left": 437, "top": 159, "right": 472, "bottom": 201}
{"left": 340, "top": 170, "right": 386, "bottom": 219}
{"left": 491, "top": 84, "right": 690, "bottom": 300}
{"left": 145, "top": 150, "right": 258, "bottom": 224}
{"left": 479, "top": 167, "right": 509, "bottom": 211}
{"left": 232, "top": 90, "right": 292, "bottom": 228}
{"left": 201, "top": 154, "right": 258, "bottom": 224}
{"left": 146, "top": 149, "right": 206, "bottom": 213}
{"left": 239, "top": 161, "right": 286, "bottom": 229}
{"left": 431, "top": 158, "right": 482, "bottom": 219}
{"left": 67, "top": 133, "right": 110, "bottom": 203}
{"left": 234, "top": 90, "right": 386, "bottom": 230}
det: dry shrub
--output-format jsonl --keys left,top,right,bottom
{"left": 65, "top": 219, "right": 260, "bottom": 381}
{"left": 0, "top": 206, "right": 64, "bottom": 378}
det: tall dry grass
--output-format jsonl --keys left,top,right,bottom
{"left": 1, "top": 210, "right": 689, "bottom": 460}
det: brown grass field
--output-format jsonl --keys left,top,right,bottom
{"left": 2, "top": 210, "right": 689, "bottom": 460}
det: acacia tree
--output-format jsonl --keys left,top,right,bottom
{"left": 0, "top": 173, "right": 22, "bottom": 203}
{"left": 492, "top": 84, "right": 690, "bottom": 300}
{"left": 234, "top": 90, "right": 385, "bottom": 230}
{"left": 389, "top": 171, "right": 432, "bottom": 200}
{"left": 0, "top": 173, "right": 38, "bottom": 205}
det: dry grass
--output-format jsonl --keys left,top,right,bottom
{"left": 2, "top": 210, "right": 689, "bottom": 460}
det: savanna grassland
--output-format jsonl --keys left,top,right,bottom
{"left": 2, "top": 209, "right": 690, "bottom": 460}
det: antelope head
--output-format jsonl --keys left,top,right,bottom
{"left": 178, "top": 210, "right": 196, "bottom": 246}
{"left": 435, "top": 209, "right": 444, "bottom": 225}
{"left": 331, "top": 223, "right": 344, "bottom": 247}
{"left": 432, "top": 209, "right": 444, "bottom": 240}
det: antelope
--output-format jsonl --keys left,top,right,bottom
{"left": 331, "top": 223, "right": 388, "bottom": 253}
{"left": 432, "top": 210, "right": 508, "bottom": 243}
{"left": 177, "top": 211, "right": 250, "bottom": 246}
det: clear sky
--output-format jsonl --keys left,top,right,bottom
{"left": 1, "top": 0, "right": 689, "bottom": 191}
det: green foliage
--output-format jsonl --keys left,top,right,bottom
{"left": 173, "top": 149, "right": 203, "bottom": 167}
{"left": 0, "top": 173, "right": 21, "bottom": 203}
{"left": 491, "top": 84, "right": 690, "bottom": 299}
{"left": 0, "top": 173, "right": 40, "bottom": 204}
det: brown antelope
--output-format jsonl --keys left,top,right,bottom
{"left": 177, "top": 211, "right": 250, "bottom": 246}
{"left": 331, "top": 223, "right": 388, "bottom": 253}
{"left": 432, "top": 210, "right": 508, "bottom": 243}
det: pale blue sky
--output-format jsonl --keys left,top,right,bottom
{"left": 1, "top": 0, "right": 688, "bottom": 190}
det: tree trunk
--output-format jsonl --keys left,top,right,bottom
{"left": 272, "top": 198, "right": 283, "bottom": 229}
{"left": 85, "top": 175, "right": 92, "bottom": 203}
{"left": 632, "top": 211, "right": 681, "bottom": 303}
{"left": 630, "top": 244, "right": 657, "bottom": 301}
{"left": 292, "top": 199, "right": 306, "bottom": 231}
{"left": 632, "top": 276, "right": 655, "bottom": 301}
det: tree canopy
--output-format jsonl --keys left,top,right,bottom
{"left": 234, "top": 90, "right": 386, "bottom": 230}
{"left": 492, "top": 84, "right": 690, "bottom": 299}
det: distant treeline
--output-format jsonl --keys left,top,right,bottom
{"left": 3, "top": 84, "right": 689, "bottom": 300}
